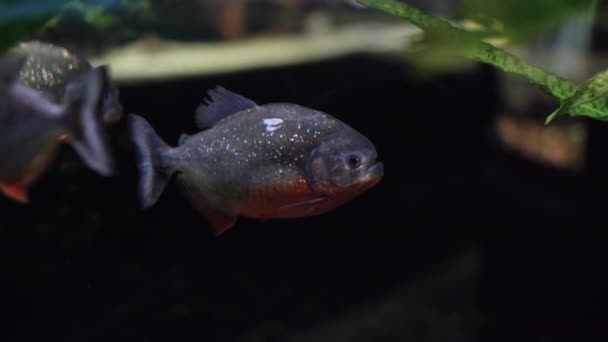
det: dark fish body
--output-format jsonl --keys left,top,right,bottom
{"left": 9, "top": 41, "right": 123, "bottom": 125}
{"left": 130, "top": 87, "right": 383, "bottom": 235}
{"left": 0, "top": 55, "right": 114, "bottom": 203}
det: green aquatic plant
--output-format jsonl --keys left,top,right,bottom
{"left": 0, "top": 0, "right": 71, "bottom": 52}
{"left": 460, "top": 0, "right": 595, "bottom": 43}
{"left": 358, "top": 0, "right": 607, "bottom": 124}
{"left": 44, "top": 0, "right": 157, "bottom": 37}
{"left": 0, "top": 1, "right": 155, "bottom": 52}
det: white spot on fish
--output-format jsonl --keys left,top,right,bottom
{"left": 263, "top": 118, "right": 283, "bottom": 132}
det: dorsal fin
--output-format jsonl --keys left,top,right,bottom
{"left": 195, "top": 86, "right": 257, "bottom": 129}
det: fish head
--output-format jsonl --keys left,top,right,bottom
{"left": 306, "top": 126, "right": 383, "bottom": 197}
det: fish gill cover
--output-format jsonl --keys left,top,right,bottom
{"left": 358, "top": 0, "right": 608, "bottom": 124}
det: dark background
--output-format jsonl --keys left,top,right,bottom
{"left": 1, "top": 52, "right": 608, "bottom": 341}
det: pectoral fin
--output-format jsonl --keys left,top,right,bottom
{"left": 277, "top": 197, "right": 327, "bottom": 217}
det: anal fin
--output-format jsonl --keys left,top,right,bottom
{"left": 197, "top": 204, "right": 238, "bottom": 236}
{"left": 0, "top": 181, "right": 29, "bottom": 204}
{"left": 181, "top": 189, "right": 238, "bottom": 236}
{"left": 0, "top": 150, "right": 56, "bottom": 204}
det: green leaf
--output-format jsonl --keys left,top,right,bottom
{"left": 546, "top": 69, "right": 608, "bottom": 123}
{"left": 460, "top": 0, "right": 595, "bottom": 42}
{"left": 357, "top": 0, "right": 607, "bottom": 123}
{"left": 0, "top": 17, "right": 48, "bottom": 52}
{"left": 357, "top": 0, "right": 577, "bottom": 98}
{"left": 563, "top": 67, "right": 608, "bottom": 106}
{"left": 0, "top": 0, "right": 71, "bottom": 53}
{"left": 470, "top": 41, "right": 578, "bottom": 100}
{"left": 44, "top": 0, "right": 158, "bottom": 39}
{"left": 573, "top": 96, "right": 608, "bottom": 120}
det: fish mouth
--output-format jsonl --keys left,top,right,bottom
{"left": 360, "top": 162, "right": 384, "bottom": 189}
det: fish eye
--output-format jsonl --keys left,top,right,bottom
{"left": 345, "top": 153, "right": 362, "bottom": 169}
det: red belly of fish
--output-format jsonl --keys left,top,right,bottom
{"left": 241, "top": 178, "right": 319, "bottom": 219}
{"left": 0, "top": 146, "right": 59, "bottom": 203}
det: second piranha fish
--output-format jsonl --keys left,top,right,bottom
{"left": 9, "top": 41, "right": 123, "bottom": 126}
{"left": 130, "top": 87, "right": 383, "bottom": 235}
{"left": 0, "top": 55, "right": 114, "bottom": 203}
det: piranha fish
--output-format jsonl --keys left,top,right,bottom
{"left": 129, "top": 86, "right": 383, "bottom": 235}
{"left": 0, "top": 55, "right": 114, "bottom": 204}
{"left": 8, "top": 40, "right": 123, "bottom": 126}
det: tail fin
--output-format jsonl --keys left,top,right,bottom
{"left": 64, "top": 66, "right": 115, "bottom": 176}
{"left": 128, "top": 114, "right": 174, "bottom": 208}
